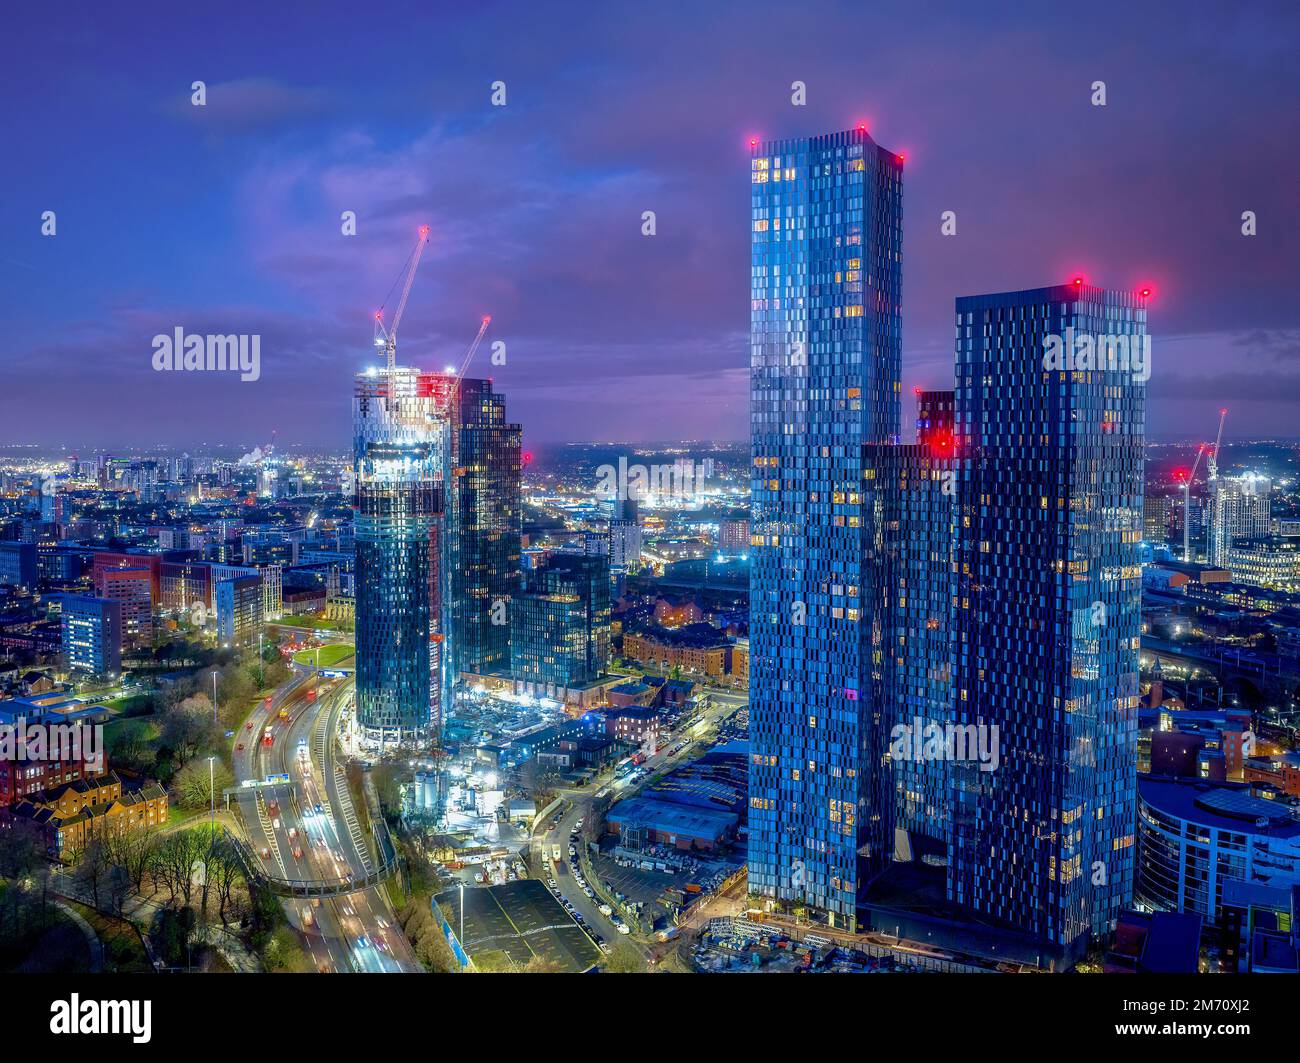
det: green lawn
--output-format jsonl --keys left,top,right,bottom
{"left": 63, "top": 900, "right": 152, "bottom": 973}
{"left": 292, "top": 643, "right": 355, "bottom": 669}
{"left": 278, "top": 614, "right": 350, "bottom": 631}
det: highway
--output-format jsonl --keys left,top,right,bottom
{"left": 231, "top": 673, "right": 418, "bottom": 973}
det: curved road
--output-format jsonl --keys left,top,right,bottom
{"left": 232, "top": 675, "right": 417, "bottom": 973}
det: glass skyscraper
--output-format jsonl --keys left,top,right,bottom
{"left": 447, "top": 377, "right": 522, "bottom": 682}
{"left": 748, "top": 128, "right": 904, "bottom": 929}
{"left": 353, "top": 366, "right": 456, "bottom": 747}
{"left": 949, "top": 283, "right": 1146, "bottom": 961}
{"left": 510, "top": 553, "right": 611, "bottom": 691}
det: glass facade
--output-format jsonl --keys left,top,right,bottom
{"left": 353, "top": 366, "right": 454, "bottom": 746}
{"left": 868, "top": 393, "right": 956, "bottom": 853}
{"left": 748, "top": 128, "right": 904, "bottom": 928}
{"left": 1136, "top": 777, "right": 1300, "bottom": 927}
{"left": 510, "top": 553, "right": 610, "bottom": 689}
{"left": 949, "top": 284, "right": 1146, "bottom": 951}
{"left": 447, "top": 377, "right": 522, "bottom": 681}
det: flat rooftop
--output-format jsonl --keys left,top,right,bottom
{"left": 435, "top": 878, "right": 600, "bottom": 973}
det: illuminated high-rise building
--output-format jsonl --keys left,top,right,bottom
{"left": 353, "top": 365, "right": 456, "bottom": 746}
{"left": 948, "top": 282, "right": 1146, "bottom": 963}
{"left": 447, "top": 377, "right": 522, "bottom": 682}
{"left": 747, "top": 127, "right": 904, "bottom": 929}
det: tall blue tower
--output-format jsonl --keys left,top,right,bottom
{"left": 949, "top": 283, "right": 1146, "bottom": 960}
{"left": 747, "top": 128, "right": 904, "bottom": 930}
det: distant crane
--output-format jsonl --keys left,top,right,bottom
{"left": 1180, "top": 408, "right": 1228, "bottom": 562}
{"left": 374, "top": 225, "right": 431, "bottom": 372}
{"left": 1206, "top": 407, "right": 1228, "bottom": 483}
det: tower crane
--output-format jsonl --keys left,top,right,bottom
{"left": 451, "top": 315, "right": 492, "bottom": 383}
{"left": 1206, "top": 407, "right": 1228, "bottom": 483}
{"left": 374, "top": 225, "right": 431, "bottom": 372}
{"left": 1180, "top": 408, "right": 1227, "bottom": 562}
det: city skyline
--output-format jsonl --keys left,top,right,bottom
{"left": 4, "top": 2, "right": 1300, "bottom": 1022}
{"left": 5, "top": 1, "right": 1300, "bottom": 449}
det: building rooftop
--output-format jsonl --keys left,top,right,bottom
{"left": 1138, "top": 776, "right": 1300, "bottom": 838}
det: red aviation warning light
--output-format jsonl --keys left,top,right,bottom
{"left": 1139, "top": 285, "right": 1153, "bottom": 299}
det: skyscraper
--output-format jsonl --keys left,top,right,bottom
{"left": 867, "top": 391, "right": 956, "bottom": 858}
{"left": 447, "top": 377, "right": 522, "bottom": 682}
{"left": 748, "top": 127, "right": 904, "bottom": 929}
{"left": 1206, "top": 472, "right": 1271, "bottom": 567}
{"left": 353, "top": 365, "right": 456, "bottom": 746}
{"left": 949, "top": 283, "right": 1146, "bottom": 962}
{"left": 609, "top": 497, "right": 642, "bottom": 570}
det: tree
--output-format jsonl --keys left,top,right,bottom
{"left": 101, "top": 822, "right": 159, "bottom": 896}
{"left": 159, "top": 694, "right": 221, "bottom": 770}
{"left": 74, "top": 838, "right": 112, "bottom": 910}
{"left": 208, "top": 836, "right": 243, "bottom": 924}
{"left": 155, "top": 830, "right": 205, "bottom": 908}
{"left": 171, "top": 758, "right": 234, "bottom": 811}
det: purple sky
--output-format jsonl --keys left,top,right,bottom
{"left": 3, "top": 1, "right": 1298, "bottom": 450}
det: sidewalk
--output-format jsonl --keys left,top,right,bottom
{"left": 50, "top": 868, "right": 263, "bottom": 973}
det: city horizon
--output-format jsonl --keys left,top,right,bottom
{"left": 3, "top": 0, "right": 1299, "bottom": 1041}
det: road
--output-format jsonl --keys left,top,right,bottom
{"left": 231, "top": 674, "right": 418, "bottom": 973}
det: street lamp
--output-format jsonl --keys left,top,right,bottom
{"left": 208, "top": 755, "right": 215, "bottom": 831}
{"left": 459, "top": 881, "right": 465, "bottom": 957}
{"left": 211, "top": 670, "right": 219, "bottom": 726}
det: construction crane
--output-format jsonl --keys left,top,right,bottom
{"left": 1206, "top": 407, "right": 1228, "bottom": 483}
{"left": 451, "top": 315, "right": 491, "bottom": 383}
{"left": 1180, "top": 408, "right": 1227, "bottom": 562}
{"left": 374, "top": 225, "right": 431, "bottom": 372}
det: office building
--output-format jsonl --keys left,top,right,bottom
{"left": 0, "top": 542, "right": 38, "bottom": 592}
{"left": 511, "top": 553, "right": 610, "bottom": 691}
{"left": 1136, "top": 777, "right": 1300, "bottom": 927}
{"left": 1226, "top": 535, "right": 1300, "bottom": 591}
